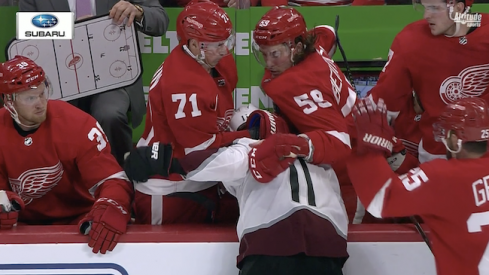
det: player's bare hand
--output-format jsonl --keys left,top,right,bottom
{"left": 109, "top": 0, "right": 143, "bottom": 27}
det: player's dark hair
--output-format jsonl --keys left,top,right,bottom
{"left": 292, "top": 32, "right": 317, "bottom": 65}
{"left": 463, "top": 141, "right": 487, "bottom": 154}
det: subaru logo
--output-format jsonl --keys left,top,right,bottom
{"left": 31, "top": 14, "right": 58, "bottom": 28}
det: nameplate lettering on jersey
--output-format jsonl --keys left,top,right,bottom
{"left": 473, "top": 175, "right": 489, "bottom": 207}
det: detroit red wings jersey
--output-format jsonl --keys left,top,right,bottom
{"left": 185, "top": 138, "right": 348, "bottom": 263}
{"left": 262, "top": 45, "right": 357, "bottom": 165}
{"left": 138, "top": 45, "right": 237, "bottom": 158}
{"left": 393, "top": 99, "right": 422, "bottom": 158}
{"left": 348, "top": 153, "right": 489, "bottom": 275}
{"left": 368, "top": 14, "right": 489, "bottom": 162}
{"left": 136, "top": 45, "right": 240, "bottom": 194}
{"left": 0, "top": 101, "right": 131, "bottom": 224}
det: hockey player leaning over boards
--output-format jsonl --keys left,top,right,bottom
{"left": 251, "top": 6, "right": 418, "bottom": 223}
{"left": 125, "top": 105, "right": 349, "bottom": 275}
{"left": 348, "top": 97, "right": 489, "bottom": 275}
{"left": 0, "top": 56, "right": 133, "bottom": 254}
{"left": 132, "top": 1, "right": 251, "bottom": 225}
{"left": 367, "top": 0, "right": 489, "bottom": 164}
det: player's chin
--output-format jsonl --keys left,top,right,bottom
{"left": 429, "top": 26, "right": 443, "bottom": 36}
{"left": 32, "top": 112, "right": 47, "bottom": 123}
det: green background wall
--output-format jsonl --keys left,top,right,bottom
{"left": 2, "top": 5, "right": 489, "bottom": 142}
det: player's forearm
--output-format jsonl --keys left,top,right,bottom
{"left": 183, "top": 145, "right": 249, "bottom": 183}
{"left": 95, "top": 179, "right": 134, "bottom": 215}
{"left": 215, "top": 130, "right": 251, "bottom": 147}
{"left": 346, "top": 154, "right": 399, "bottom": 218}
{"left": 179, "top": 130, "right": 250, "bottom": 156}
{"left": 304, "top": 129, "right": 351, "bottom": 165}
{"left": 136, "top": 4, "right": 169, "bottom": 36}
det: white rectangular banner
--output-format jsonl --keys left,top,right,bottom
{"left": 0, "top": 242, "right": 436, "bottom": 275}
{"left": 16, "top": 12, "right": 74, "bottom": 40}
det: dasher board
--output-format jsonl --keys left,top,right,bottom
{"left": 7, "top": 15, "right": 142, "bottom": 101}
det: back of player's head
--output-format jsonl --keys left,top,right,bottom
{"left": 176, "top": 1, "right": 233, "bottom": 44}
{"left": 253, "top": 6, "right": 307, "bottom": 47}
{"left": 0, "top": 55, "right": 45, "bottom": 96}
{"left": 230, "top": 104, "right": 259, "bottom": 131}
{"left": 434, "top": 97, "right": 489, "bottom": 153}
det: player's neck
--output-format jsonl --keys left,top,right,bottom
{"left": 457, "top": 150, "right": 485, "bottom": 160}
{"left": 445, "top": 23, "right": 470, "bottom": 37}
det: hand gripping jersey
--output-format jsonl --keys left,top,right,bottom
{"left": 264, "top": 25, "right": 357, "bottom": 222}
{"left": 0, "top": 101, "right": 132, "bottom": 224}
{"left": 368, "top": 15, "right": 489, "bottom": 163}
{"left": 261, "top": 33, "right": 357, "bottom": 166}
{"left": 348, "top": 153, "right": 489, "bottom": 275}
{"left": 184, "top": 138, "right": 349, "bottom": 266}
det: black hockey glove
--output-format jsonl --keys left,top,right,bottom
{"left": 124, "top": 142, "right": 184, "bottom": 183}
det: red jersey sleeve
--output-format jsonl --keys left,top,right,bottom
{"left": 0, "top": 159, "right": 10, "bottom": 192}
{"left": 291, "top": 93, "right": 353, "bottom": 166}
{"left": 368, "top": 32, "right": 413, "bottom": 119}
{"left": 347, "top": 153, "right": 448, "bottom": 218}
{"left": 311, "top": 25, "right": 337, "bottom": 58}
{"left": 75, "top": 116, "right": 133, "bottom": 211}
{"left": 271, "top": 57, "right": 356, "bottom": 165}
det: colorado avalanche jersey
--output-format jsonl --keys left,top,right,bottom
{"left": 185, "top": 138, "right": 349, "bottom": 263}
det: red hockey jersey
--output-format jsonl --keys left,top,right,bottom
{"left": 369, "top": 15, "right": 489, "bottom": 162}
{"left": 0, "top": 101, "right": 132, "bottom": 225}
{"left": 138, "top": 46, "right": 241, "bottom": 155}
{"left": 138, "top": 45, "right": 249, "bottom": 184}
{"left": 348, "top": 153, "right": 489, "bottom": 275}
{"left": 262, "top": 41, "right": 357, "bottom": 165}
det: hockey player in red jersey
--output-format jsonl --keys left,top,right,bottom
{"left": 367, "top": 0, "right": 489, "bottom": 163}
{"left": 125, "top": 106, "right": 349, "bottom": 274}
{"left": 252, "top": 8, "right": 356, "bottom": 163}
{"left": 252, "top": 5, "right": 356, "bottom": 188}
{"left": 131, "top": 1, "right": 250, "bottom": 224}
{"left": 348, "top": 97, "right": 489, "bottom": 275}
{"left": 252, "top": 7, "right": 387, "bottom": 223}
{"left": 0, "top": 56, "right": 133, "bottom": 254}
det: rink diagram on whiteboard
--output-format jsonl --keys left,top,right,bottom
{"left": 7, "top": 15, "right": 142, "bottom": 101}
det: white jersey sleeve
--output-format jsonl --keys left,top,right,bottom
{"left": 185, "top": 138, "right": 255, "bottom": 195}
{"left": 186, "top": 137, "right": 348, "bottom": 241}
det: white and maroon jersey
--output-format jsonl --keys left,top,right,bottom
{"left": 348, "top": 153, "right": 489, "bottom": 275}
{"left": 185, "top": 138, "right": 348, "bottom": 250}
{"left": 368, "top": 15, "right": 489, "bottom": 163}
{"left": 0, "top": 101, "right": 132, "bottom": 224}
